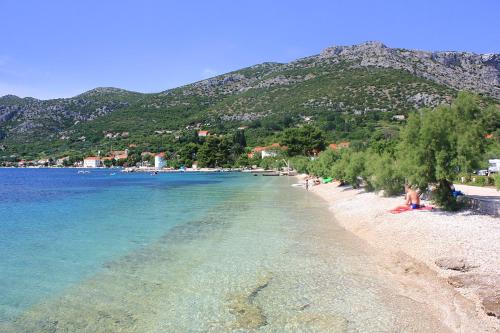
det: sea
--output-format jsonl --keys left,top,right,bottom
{"left": 0, "top": 168, "right": 448, "bottom": 332}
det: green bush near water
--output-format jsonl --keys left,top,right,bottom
{"left": 302, "top": 93, "right": 497, "bottom": 211}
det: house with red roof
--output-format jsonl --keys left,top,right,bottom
{"left": 110, "top": 150, "right": 129, "bottom": 160}
{"left": 197, "top": 130, "right": 209, "bottom": 137}
{"left": 329, "top": 141, "right": 350, "bottom": 150}
{"left": 250, "top": 143, "right": 287, "bottom": 158}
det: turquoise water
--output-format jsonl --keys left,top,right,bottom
{"left": 0, "top": 169, "right": 449, "bottom": 332}
{"left": 0, "top": 169, "right": 247, "bottom": 322}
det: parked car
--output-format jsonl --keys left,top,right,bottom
{"left": 477, "top": 169, "right": 489, "bottom": 176}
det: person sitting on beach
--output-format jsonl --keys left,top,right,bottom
{"left": 405, "top": 185, "right": 421, "bottom": 209}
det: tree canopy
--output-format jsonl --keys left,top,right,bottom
{"left": 280, "top": 125, "right": 326, "bottom": 156}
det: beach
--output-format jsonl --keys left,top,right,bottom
{"left": 302, "top": 176, "right": 500, "bottom": 331}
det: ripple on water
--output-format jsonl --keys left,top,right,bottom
{"left": 1, "top": 176, "right": 450, "bottom": 332}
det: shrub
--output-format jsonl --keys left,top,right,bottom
{"left": 260, "top": 157, "right": 283, "bottom": 170}
{"left": 289, "top": 156, "right": 310, "bottom": 174}
{"left": 431, "top": 180, "right": 460, "bottom": 211}
{"left": 365, "top": 152, "right": 405, "bottom": 196}
{"left": 474, "top": 176, "right": 487, "bottom": 186}
{"left": 343, "top": 151, "right": 366, "bottom": 188}
{"left": 330, "top": 149, "right": 366, "bottom": 188}
{"left": 308, "top": 149, "right": 341, "bottom": 178}
{"left": 494, "top": 174, "right": 500, "bottom": 191}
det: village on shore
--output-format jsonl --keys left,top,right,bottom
{"left": 1, "top": 128, "right": 352, "bottom": 174}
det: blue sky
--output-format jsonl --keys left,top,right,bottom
{"left": 1, "top": 0, "right": 498, "bottom": 99}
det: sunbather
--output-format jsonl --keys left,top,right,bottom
{"left": 405, "top": 185, "right": 421, "bottom": 209}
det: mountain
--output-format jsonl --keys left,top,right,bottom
{"left": 319, "top": 41, "right": 499, "bottom": 99}
{"left": 0, "top": 41, "right": 498, "bottom": 159}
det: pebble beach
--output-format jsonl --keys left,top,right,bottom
{"left": 302, "top": 176, "right": 500, "bottom": 331}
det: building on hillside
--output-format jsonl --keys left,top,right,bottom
{"left": 83, "top": 157, "right": 102, "bottom": 168}
{"left": 56, "top": 156, "right": 70, "bottom": 166}
{"left": 329, "top": 142, "right": 350, "bottom": 150}
{"left": 392, "top": 115, "right": 406, "bottom": 121}
{"left": 101, "top": 157, "right": 114, "bottom": 165}
{"left": 154, "top": 153, "right": 166, "bottom": 170}
{"left": 197, "top": 130, "right": 209, "bottom": 137}
{"left": 110, "top": 149, "right": 129, "bottom": 160}
{"left": 250, "top": 143, "right": 287, "bottom": 159}
{"left": 37, "top": 159, "right": 51, "bottom": 166}
{"left": 141, "top": 151, "right": 155, "bottom": 157}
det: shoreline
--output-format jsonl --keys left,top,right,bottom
{"left": 297, "top": 175, "right": 499, "bottom": 331}
{"left": 2, "top": 174, "right": 458, "bottom": 332}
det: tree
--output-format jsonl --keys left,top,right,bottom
{"left": 178, "top": 143, "right": 199, "bottom": 166}
{"left": 365, "top": 151, "right": 404, "bottom": 195}
{"left": 197, "top": 136, "right": 233, "bottom": 167}
{"left": 398, "top": 93, "right": 486, "bottom": 210}
{"left": 231, "top": 130, "right": 247, "bottom": 159}
{"left": 280, "top": 125, "right": 326, "bottom": 156}
{"left": 289, "top": 156, "right": 311, "bottom": 174}
{"left": 329, "top": 149, "right": 366, "bottom": 188}
{"left": 308, "top": 149, "right": 340, "bottom": 178}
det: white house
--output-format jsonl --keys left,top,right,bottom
{"left": 83, "top": 157, "right": 102, "bottom": 168}
{"left": 56, "top": 156, "right": 69, "bottom": 166}
{"left": 261, "top": 149, "right": 278, "bottom": 158}
{"left": 250, "top": 143, "right": 286, "bottom": 159}
{"left": 154, "top": 153, "right": 166, "bottom": 170}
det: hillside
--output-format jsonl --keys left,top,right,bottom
{"left": 0, "top": 41, "right": 498, "bottom": 160}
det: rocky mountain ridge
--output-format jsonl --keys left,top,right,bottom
{"left": 0, "top": 41, "right": 498, "bottom": 152}
{"left": 317, "top": 41, "right": 499, "bottom": 99}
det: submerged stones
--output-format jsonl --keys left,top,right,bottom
{"left": 226, "top": 275, "right": 272, "bottom": 329}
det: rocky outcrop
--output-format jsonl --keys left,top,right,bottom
{"left": 318, "top": 41, "right": 500, "bottom": 99}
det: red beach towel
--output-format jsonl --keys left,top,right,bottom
{"left": 389, "top": 205, "right": 433, "bottom": 214}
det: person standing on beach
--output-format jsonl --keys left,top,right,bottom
{"left": 305, "top": 178, "right": 309, "bottom": 191}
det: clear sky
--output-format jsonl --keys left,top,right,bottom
{"left": 1, "top": 0, "right": 498, "bottom": 99}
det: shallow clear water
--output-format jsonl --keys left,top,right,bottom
{"left": 0, "top": 169, "right": 244, "bottom": 321}
{"left": 0, "top": 169, "right": 448, "bottom": 332}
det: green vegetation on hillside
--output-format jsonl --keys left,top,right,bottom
{"left": 1, "top": 59, "right": 468, "bottom": 161}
